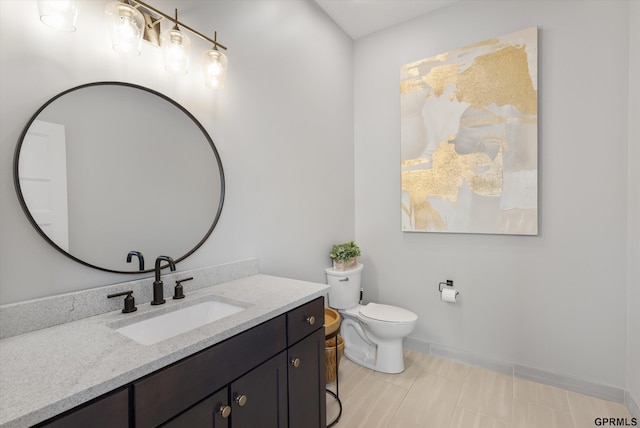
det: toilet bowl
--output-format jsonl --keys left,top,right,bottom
{"left": 325, "top": 264, "right": 417, "bottom": 374}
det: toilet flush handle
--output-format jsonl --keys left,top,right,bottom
{"left": 339, "top": 277, "right": 349, "bottom": 282}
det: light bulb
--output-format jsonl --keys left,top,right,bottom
{"left": 207, "top": 61, "right": 223, "bottom": 77}
{"left": 161, "top": 29, "right": 191, "bottom": 74}
{"left": 105, "top": 2, "right": 145, "bottom": 55}
{"left": 202, "top": 49, "right": 228, "bottom": 89}
{"left": 118, "top": 17, "right": 141, "bottom": 42}
{"left": 37, "top": 0, "right": 79, "bottom": 32}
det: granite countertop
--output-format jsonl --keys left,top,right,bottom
{"left": 0, "top": 274, "right": 329, "bottom": 428}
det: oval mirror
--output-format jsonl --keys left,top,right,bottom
{"left": 14, "top": 82, "right": 225, "bottom": 273}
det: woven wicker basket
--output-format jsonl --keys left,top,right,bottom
{"left": 325, "top": 336, "right": 344, "bottom": 384}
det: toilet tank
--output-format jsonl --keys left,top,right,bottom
{"left": 325, "top": 263, "right": 363, "bottom": 309}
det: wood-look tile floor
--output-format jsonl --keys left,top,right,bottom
{"left": 326, "top": 349, "right": 632, "bottom": 428}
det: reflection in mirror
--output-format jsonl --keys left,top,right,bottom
{"left": 14, "top": 82, "right": 225, "bottom": 273}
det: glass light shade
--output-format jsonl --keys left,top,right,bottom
{"left": 161, "top": 28, "right": 191, "bottom": 75}
{"left": 37, "top": 0, "right": 79, "bottom": 32}
{"left": 202, "top": 49, "right": 228, "bottom": 89}
{"left": 105, "top": 2, "right": 145, "bottom": 55}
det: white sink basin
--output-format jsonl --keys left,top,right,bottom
{"left": 114, "top": 300, "right": 245, "bottom": 345}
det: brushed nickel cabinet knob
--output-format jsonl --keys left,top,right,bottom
{"left": 291, "top": 358, "right": 301, "bottom": 368}
{"left": 219, "top": 405, "right": 231, "bottom": 418}
{"left": 235, "top": 394, "right": 248, "bottom": 407}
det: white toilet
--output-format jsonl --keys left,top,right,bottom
{"left": 325, "top": 264, "right": 417, "bottom": 374}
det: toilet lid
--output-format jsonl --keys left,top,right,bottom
{"left": 359, "top": 303, "right": 417, "bottom": 323}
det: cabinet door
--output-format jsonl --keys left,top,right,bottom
{"left": 288, "top": 328, "right": 326, "bottom": 428}
{"left": 230, "top": 351, "right": 288, "bottom": 428}
{"left": 161, "top": 387, "right": 230, "bottom": 428}
{"left": 36, "top": 387, "right": 129, "bottom": 428}
{"left": 133, "top": 315, "right": 286, "bottom": 428}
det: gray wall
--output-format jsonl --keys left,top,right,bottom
{"left": 627, "top": 0, "right": 640, "bottom": 412}
{"left": 353, "top": 0, "right": 632, "bottom": 391}
{"left": 0, "top": 0, "right": 354, "bottom": 302}
{"left": 1, "top": 0, "right": 637, "bottom": 409}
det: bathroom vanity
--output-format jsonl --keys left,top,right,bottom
{"left": 3, "top": 81, "right": 331, "bottom": 427}
{"left": 0, "top": 268, "right": 329, "bottom": 428}
{"left": 39, "top": 298, "right": 324, "bottom": 428}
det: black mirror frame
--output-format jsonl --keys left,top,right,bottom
{"left": 13, "top": 81, "right": 225, "bottom": 274}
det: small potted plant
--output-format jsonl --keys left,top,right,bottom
{"left": 329, "top": 241, "right": 361, "bottom": 271}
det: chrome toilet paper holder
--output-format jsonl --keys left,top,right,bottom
{"left": 438, "top": 280, "right": 459, "bottom": 297}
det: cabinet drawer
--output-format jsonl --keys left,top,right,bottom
{"left": 161, "top": 387, "right": 229, "bottom": 428}
{"left": 287, "top": 297, "right": 324, "bottom": 345}
{"left": 133, "top": 314, "right": 286, "bottom": 428}
{"left": 37, "top": 387, "right": 129, "bottom": 428}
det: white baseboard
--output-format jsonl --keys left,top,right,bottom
{"left": 514, "top": 364, "right": 623, "bottom": 403}
{"left": 404, "top": 337, "right": 630, "bottom": 411}
{"left": 626, "top": 391, "right": 640, "bottom": 420}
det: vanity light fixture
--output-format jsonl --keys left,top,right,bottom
{"left": 37, "top": 0, "right": 79, "bottom": 32}
{"left": 160, "top": 9, "right": 191, "bottom": 75}
{"left": 105, "top": 1, "right": 145, "bottom": 55}
{"left": 110, "top": 0, "right": 229, "bottom": 86}
{"left": 37, "top": 0, "right": 228, "bottom": 88}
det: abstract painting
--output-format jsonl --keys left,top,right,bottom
{"left": 400, "top": 27, "right": 538, "bottom": 235}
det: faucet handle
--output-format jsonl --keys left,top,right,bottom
{"left": 107, "top": 291, "right": 137, "bottom": 313}
{"left": 173, "top": 277, "right": 193, "bottom": 300}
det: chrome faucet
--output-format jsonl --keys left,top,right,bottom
{"left": 152, "top": 256, "right": 176, "bottom": 305}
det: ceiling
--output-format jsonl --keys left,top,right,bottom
{"left": 314, "top": 0, "right": 459, "bottom": 39}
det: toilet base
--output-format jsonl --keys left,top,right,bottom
{"left": 340, "top": 317, "right": 406, "bottom": 374}
{"left": 343, "top": 342, "right": 405, "bottom": 374}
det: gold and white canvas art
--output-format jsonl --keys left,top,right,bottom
{"left": 400, "top": 27, "right": 538, "bottom": 235}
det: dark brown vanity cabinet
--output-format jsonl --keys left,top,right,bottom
{"left": 288, "top": 328, "right": 326, "bottom": 428}
{"left": 160, "top": 387, "right": 230, "bottom": 428}
{"left": 35, "top": 297, "right": 326, "bottom": 428}
{"left": 286, "top": 295, "right": 326, "bottom": 428}
{"left": 36, "top": 387, "right": 129, "bottom": 428}
{"left": 161, "top": 352, "right": 288, "bottom": 428}
{"left": 136, "top": 296, "right": 325, "bottom": 428}
{"left": 227, "top": 351, "right": 288, "bottom": 427}
{"left": 134, "top": 314, "right": 288, "bottom": 428}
